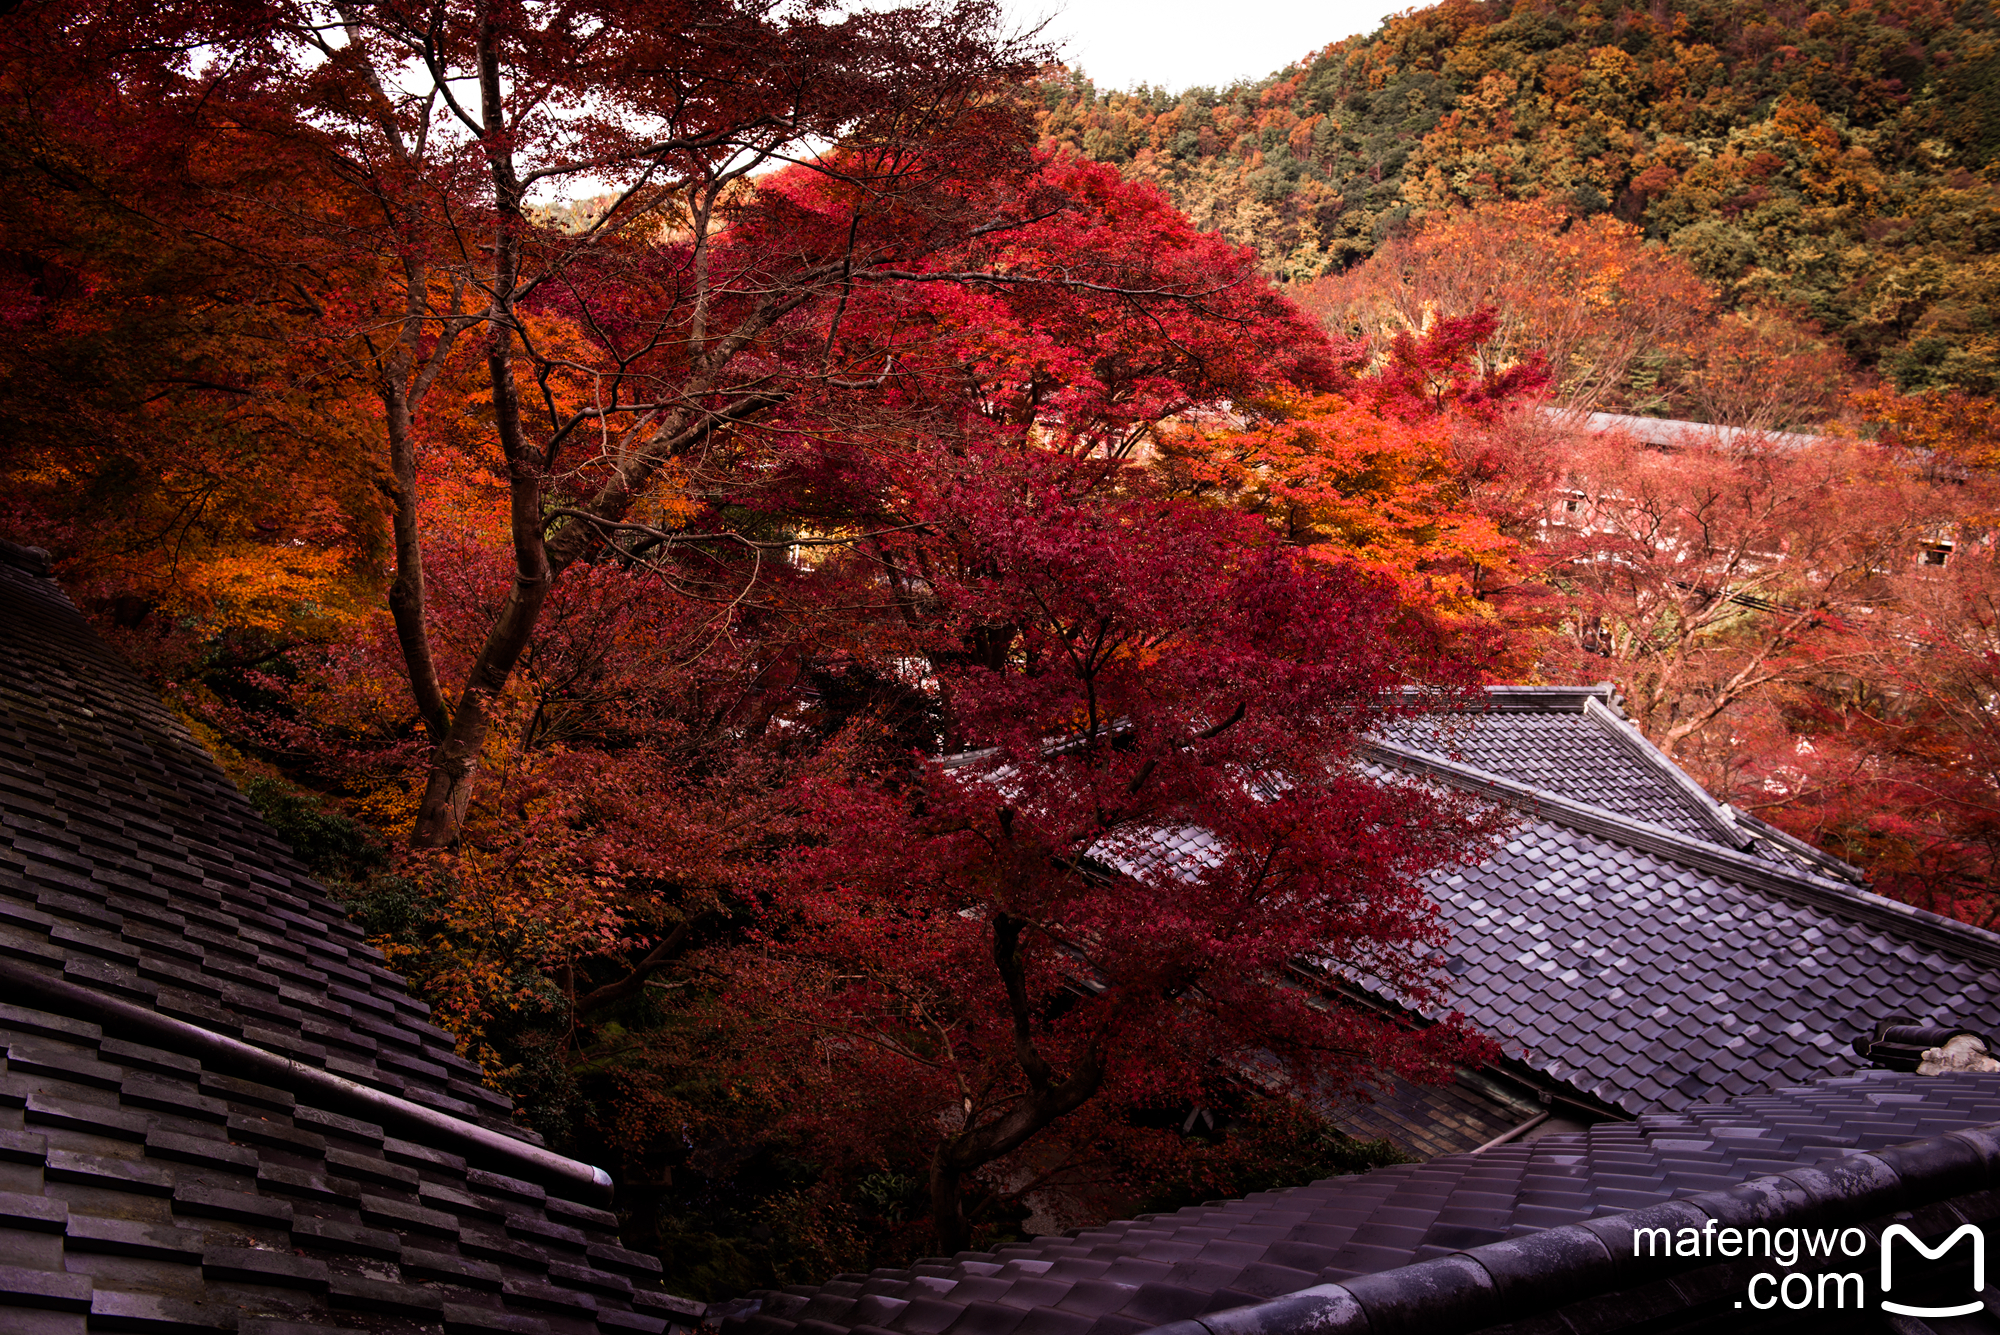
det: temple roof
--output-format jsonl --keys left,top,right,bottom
{"left": 0, "top": 542, "right": 696, "bottom": 1333}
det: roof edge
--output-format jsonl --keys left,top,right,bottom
{"left": 0, "top": 957, "right": 614, "bottom": 1207}
{"left": 0, "top": 537, "right": 52, "bottom": 577}
{"left": 1396, "top": 683, "right": 1616, "bottom": 713}
{"left": 1136, "top": 1116, "right": 2000, "bottom": 1335}
{"left": 1726, "top": 803, "right": 1870, "bottom": 883}
{"left": 1363, "top": 740, "right": 2000, "bottom": 971}
{"left": 1312, "top": 976, "right": 1638, "bottom": 1125}
{"left": 1579, "top": 695, "right": 1753, "bottom": 854}
{"left": 1578, "top": 697, "right": 1868, "bottom": 883}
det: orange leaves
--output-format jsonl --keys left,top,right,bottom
{"left": 179, "top": 544, "right": 366, "bottom": 637}
{"left": 1286, "top": 114, "right": 1324, "bottom": 162}
{"left": 5, "top": 383, "right": 383, "bottom": 647}
{"left": 1302, "top": 197, "right": 1713, "bottom": 414}
{"left": 1301, "top": 195, "right": 1853, "bottom": 431}
{"left": 1680, "top": 308, "right": 1852, "bottom": 432}
{"left": 1538, "top": 415, "right": 1961, "bottom": 761}
{"left": 1769, "top": 95, "right": 1844, "bottom": 184}
{"left": 1168, "top": 391, "right": 1514, "bottom": 617}
{"left": 1853, "top": 387, "right": 2000, "bottom": 475}
{"left": 1156, "top": 307, "right": 1548, "bottom": 652}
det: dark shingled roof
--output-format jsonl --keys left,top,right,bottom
{"left": 1356, "top": 687, "right": 2000, "bottom": 1123}
{"left": 946, "top": 686, "right": 2000, "bottom": 1158}
{"left": 0, "top": 546, "right": 698, "bottom": 1333}
{"left": 1310, "top": 1071, "right": 1533, "bottom": 1162}
{"left": 726, "top": 1070, "right": 2000, "bottom": 1335}
{"left": 0, "top": 553, "right": 516, "bottom": 1132}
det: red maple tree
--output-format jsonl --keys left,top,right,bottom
{"left": 727, "top": 443, "right": 1499, "bottom": 1252}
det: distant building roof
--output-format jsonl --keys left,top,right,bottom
{"left": 1362, "top": 685, "right": 2000, "bottom": 1126}
{"left": 1536, "top": 408, "right": 1828, "bottom": 455}
{"left": 0, "top": 543, "right": 697, "bottom": 1333}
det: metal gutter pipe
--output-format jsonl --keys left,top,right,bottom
{"left": 1469, "top": 1109, "right": 1551, "bottom": 1154}
{"left": 0, "top": 959, "right": 616, "bottom": 1207}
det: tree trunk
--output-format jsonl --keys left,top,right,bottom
{"left": 341, "top": 29, "right": 457, "bottom": 748}
{"left": 383, "top": 388, "right": 450, "bottom": 743}
{"left": 411, "top": 3, "right": 546, "bottom": 849}
{"left": 409, "top": 569, "right": 549, "bottom": 846}
{"left": 929, "top": 1154, "right": 972, "bottom": 1257}
{"left": 924, "top": 913, "right": 1110, "bottom": 1255}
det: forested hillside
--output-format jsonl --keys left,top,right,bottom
{"left": 1037, "top": 0, "right": 2000, "bottom": 393}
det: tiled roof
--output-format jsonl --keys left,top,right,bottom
{"left": 1309, "top": 1073, "right": 1533, "bottom": 1161}
{"left": 0, "top": 558, "right": 513, "bottom": 1133}
{"left": 1414, "top": 819, "right": 2000, "bottom": 1115}
{"left": 1375, "top": 707, "right": 1722, "bottom": 843}
{"left": 1355, "top": 686, "right": 2000, "bottom": 1121}
{"left": 1063, "top": 687, "right": 2000, "bottom": 1136}
{"left": 1534, "top": 407, "right": 1827, "bottom": 456}
{"left": 941, "top": 687, "right": 2000, "bottom": 1156}
{"left": 728, "top": 689, "right": 2000, "bottom": 1333}
{"left": 0, "top": 547, "right": 695, "bottom": 1332}
{"left": 0, "top": 985, "right": 684, "bottom": 1335}
{"left": 724, "top": 1069, "right": 2000, "bottom": 1335}
{"left": 1377, "top": 685, "right": 1857, "bottom": 877}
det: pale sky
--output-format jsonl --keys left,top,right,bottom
{"left": 1002, "top": 0, "right": 1407, "bottom": 93}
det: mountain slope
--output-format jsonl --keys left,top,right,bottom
{"left": 1037, "top": 0, "right": 2000, "bottom": 392}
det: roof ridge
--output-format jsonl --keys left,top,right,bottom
{"left": 1576, "top": 695, "right": 1752, "bottom": 854}
{"left": 0, "top": 537, "right": 52, "bottom": 577}
{"left": 1134, "top": 1116, "right": 2000, "bottom": 1335}
{"left": 1363, "top": 739, "right": 2000, "bottom": 971}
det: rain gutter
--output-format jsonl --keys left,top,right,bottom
{"left": 1468, "top": 1109, "right": 1550, "bottom": 1154}
{"left": 0, "top": 959, "right": 615, "bottom": 1207}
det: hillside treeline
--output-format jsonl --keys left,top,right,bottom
{"left": 1037, "top": 0, "right": 1999, "bottom": 394}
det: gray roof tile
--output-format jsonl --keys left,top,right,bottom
{"left": 0, "top": 554, "right": 691, "bottom": 1329}
{"left": 1374, "top": 756, "right": 2000, "bottom": 1116}
{"left": 971, "top": 689, "right": 2000, "bottom": 1159}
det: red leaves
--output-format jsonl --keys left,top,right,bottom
{"left": 1360, "top": 308, "right": 1551, "bottom": 424}
{"left": 743, "top": 443, "right": 1497, "bottom": 1246}
{"left": 10, "top": 7, "right": 1516, "bottom": 1252}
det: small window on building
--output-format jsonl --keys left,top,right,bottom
{"left": 1563, "top": 497, "right": 1584, "bottom": 514}
{"left": 1923, "top": 543, "right": 1952, "bottom": 567}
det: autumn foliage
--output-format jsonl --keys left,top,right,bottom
{"left": 12, "top": 0, "right": 2000, "bottom": 1297}
{"left": 1039, "top": 0, "right": 2000, "bottom": 396}
{"left": 1270, "top": 182, "right": 2000, "bottom": 929}
{"left": 1302, "top": 198, "right": 1848, "bottom": 428}
{"left": 0, "top": 0, "right": 1538, "bottom": 1285}
{"left": 719, "top": 449, "right": 1498, "bottom": 1252}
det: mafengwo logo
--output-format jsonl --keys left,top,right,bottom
{"left": 1631, "top": 1219, "right": 1986, "bottom": 1316}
